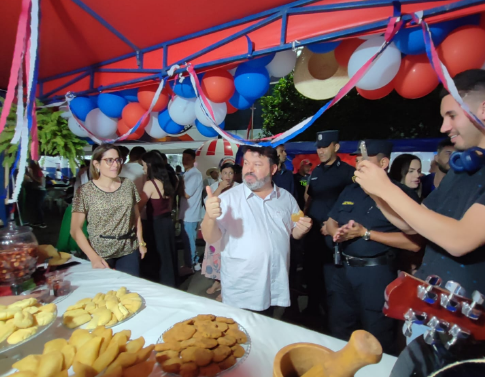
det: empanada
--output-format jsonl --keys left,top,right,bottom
{"left": 37, "top": 351, "right": 63, "bottom": 377}
{"left": 63, "top": 313, "right": 91, "bottom": 328}
{"left": 125, "top": 336, "right": 144, "bottom": 353}
{"left": 7, "top": 326, "right": 38, "bottom": 344}
{"left": 12, "top": 354, "right": 41, "bottom": 372}
{"left": 92, "top": 342, "right": 120, "bottom": 373}
{"left": 74, "top": 336, "right": 102, "bottom": 366}
{"left": 43, "top": 338, "right": 68, "bottom": 354}
{"left": 121, "top": 360, "right": 155, "bottom": 377}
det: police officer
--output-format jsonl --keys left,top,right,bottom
{"left": 273, "top": 144, "right": 297, "bottom": 198}
{"left": 303, "top": 130, "right": 354, "bottom": 322}
{"left": 326, "top": 140, "right": 424, "bottom": 355}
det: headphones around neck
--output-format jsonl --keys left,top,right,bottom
{"left": 449, "top": 147, "right": 485, "bottom": 173}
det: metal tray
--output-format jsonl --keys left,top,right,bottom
{"left": 156, "top": 317, "right": 251, "bottom": 376}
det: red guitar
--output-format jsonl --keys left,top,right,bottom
{"left": 383, "top": 272, "right": 485, "bottom": 348}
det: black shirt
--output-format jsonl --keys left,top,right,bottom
{"left": 420, "top": 173, "right": 436, "bottom": 200}
{"left": 273, "top": 166, "right": 297, "bottom": 199}
{"left": 416, "top": 166, "right": 485, "bottom": 296}
{"left": 294, "top": 173, "right": 309, "bottom": 209}
{"left": 328, "top": 181, "right": 420, "bottom": 258}
{"left": 307, "top": 158, "right": 355, "bottom": 224}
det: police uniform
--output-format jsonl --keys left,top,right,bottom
{"left": 294, "top": 160, "right": 311, "bottom": 209}
{"left": 304, "top": 131, "right": 354, "bottom": 317}
{"left": 326, "top": 140, "right": 420, "bottom": 356}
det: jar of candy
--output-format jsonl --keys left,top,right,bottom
{"left": 0, "top": 222, "right": 38, "bottom": 285}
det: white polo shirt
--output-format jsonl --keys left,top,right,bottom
{"left": 179, "top": 167, "right": 203, "bottom": 222}
{"left": 216, "top": 183, "right": 299, "bottom": 311}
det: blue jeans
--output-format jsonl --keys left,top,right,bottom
{"left": 182, "top": 221, "right": 198, "bottom": 267}
{"left": 107, "top": 251, "right": 140, "bottom": 277}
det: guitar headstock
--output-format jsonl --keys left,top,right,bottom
{"left": 383, "top": 272, "right": 485, "bottom": 348}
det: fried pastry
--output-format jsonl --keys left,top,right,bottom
{"left": 156, "top": 350, "right": 179, "bottom": 363}
{"left": 12, "top": 354, "right": 41, "bottom": 372}
{"left": 161, "top": 358, "right": 182, "bottom": 374}
{"left": 181, "top": 346, "right": 213, "bottom": 366}
{"left": 37, "top": 351, "right": 63, "bottom": 377}
{"left": 199, "top": 362, "right": 221, "bottom": 376}
{"left": 179, "top": 362, "right": 198, "bottom": 377}
{"left": 218, "top": 355, "right": 237, "bottom": 370}
{"left": 8, "top": 327, "right": 38, "bottom": 344}
{"left": 232, "top": 344, "right": 245, "bottom": 358}
{"left": 212, "top": 345, "right": 232, "bottom": 362}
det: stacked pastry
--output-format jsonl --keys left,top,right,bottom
{"left": 0, "top": 298, "right": 56, "bottom": 345}
{"left": 156, "top": 314, "right": 248, "bottom": 377}
{"left": 10, "top": 327, "right": 155, "bottom": 377}
{"left": 62, "top": 287, "right": 143, "bottom": 329}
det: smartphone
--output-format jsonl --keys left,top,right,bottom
{"left": 359, "top": 140, "right": 368, "bottom": 160}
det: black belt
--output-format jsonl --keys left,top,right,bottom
{"left": 99, "top": 229, "right": 136, "bottom": 240}
{"left": 342, "top": 253, "right": 391, "bottom": 267}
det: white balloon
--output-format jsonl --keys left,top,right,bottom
{"left": 145, "top": 112, "right": 168, "bottom": 139}
{"left": 194, "top": 98, "right": 226, "bottom": 127}
{"left": 67, "top": 116, "right": 89, "bottom": 138}
{"left": 348, "top": 37, "right": 401, "bottom": 91}
{"left": 84, "top": 108, "right": 118, "bottom": 139}
{"left": 60, "top": 111, "right": 72, "bottom": 119}
{"left": 266, "top": 50, "right": 297, "bottom": 78}
{"left": 228, "top": 68, "right": 237, "bottom": 76}
{"left": 168, "top": 96, "right": 197, "bottom": 125}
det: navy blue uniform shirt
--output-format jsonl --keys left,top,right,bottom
{"left": 273, "top": 166, "right": 297, "bottom": 200}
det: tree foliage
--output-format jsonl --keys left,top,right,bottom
{"left": 260, "top": 73, "right": 444, "bottom": 141}
{"left": 0, "top": 98, "right": 87, "bottom": 172}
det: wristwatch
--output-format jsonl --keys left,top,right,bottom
{"left": 363, "top": 230, "right": 371, "bottom": 241}
{"left": 139, "top": 241, "right": 147, "bottom": 247}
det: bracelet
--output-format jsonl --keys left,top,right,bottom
{"left": 139, "top": 241, "right": 147, "bottom": 247}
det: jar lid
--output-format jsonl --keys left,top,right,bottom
{"left": 0, "top": 222, "right": 33, "bottom": 239}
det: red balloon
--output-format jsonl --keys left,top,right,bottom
{"left": 117, "top": 119, "right": 144, "bottom": 140}
{"left": 122, "top": 102, "right": 149, "bottom": 128}
{"left": 438, "top": 26, "right": 485, "bottom": 77}
{"left": 201, "top": 69, "right": 235, "bottom": 103}
{"left": 226, "top": 102, "right": 237, "bottom": 114}
{"left": 357, "top": 80, "right": 394, "bottom": 100}
{"left": 335, "top": 39, "right": 365, "bottom": 67}
{"left": 394, "top": 54, "right": 439, "bottom": 99}
{"left": 137, "top": 84, "right": 170, "bottom": 112}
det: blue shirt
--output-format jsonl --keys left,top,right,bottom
{"left": 273, "top": 167, "right": 297, "bottom": 200}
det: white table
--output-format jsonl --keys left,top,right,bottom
{"left": 0, "top": 260, "right": 397, "bottom": 376}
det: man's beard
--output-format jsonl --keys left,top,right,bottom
{"left": 437, "top": 161, "right": 449, "bottom": 174}
{"left": 243, "top": 173, "right": 271, "bottom": 191}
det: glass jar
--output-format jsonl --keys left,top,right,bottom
{"left": 0, "top": 222, "right": 38, "bottom": 285}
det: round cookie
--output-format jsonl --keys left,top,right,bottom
{"left": 217, "top": 335, "right": 237, "bottom": 347}
{"left": 212, "top": 345, "right": 232, "bottom": 363}
{"left": 181, "top": 346, "right": 213, "bottom": 366}
{"left": 232, "top": 344, "right": 245, "bottom": 358}
{"left": 218, "top": 355, "right": 237, "bottom": 370}
{"left": 179, "top": 361, "right": 198, "bottom": 377}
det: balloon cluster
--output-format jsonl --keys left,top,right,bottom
{"left": 305, "top": 14, "right": 485, "bottom": 100}
{"left": 67, "top": 50, "right": 298, "bottom": 141}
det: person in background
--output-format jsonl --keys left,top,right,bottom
{"left": 389, "top": 154, "right": 422, "bottom": 198}
{"left": 74, "top": 160, "right": 90, "bottom": 192}
{"left": 119, "top": 146, "right": 130, "bottom": 164}
{"left": 273, "top": 144, "right": 297, "bottom": 198}
{"left": 71, "top": 144, "right": 147, "bottom": 275}
{"left": 179, "top": 149, "right": 203, "bottom": 274}
{"left": 202, "top": 146, "right": 312, "bottom": 316}
{"left": 202, "top": 163, "right": 239, "bottom": 302}
{"left": 294, "top": 159, "right": 312, "bottom": 210}
{"left": 420, "top": 138, "right": 454, "bottom": 199}
{"left": 119, "top": 146, "right": 146, "bottom": 196}
{"left": 156, "top": 152, "right": 178, "bottom": 193}
{"left": 25, "top": 160, "right": 47, "bottom": 228}
{"left": 204, "top": 168, "right": 219, "bottom": 188}
{"left": 176, "top": 165, "right": 183, "bottom": 176}
{"left": 139, "top": 151, "right": 177, "bottom": 287}
{"left": 232, "top": 164, "right": 242, "bottom": 184}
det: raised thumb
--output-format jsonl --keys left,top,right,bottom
{"left": 206, "top": 186, "right": 213, "bottom": 198}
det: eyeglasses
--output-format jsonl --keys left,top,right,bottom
{"left": 101, "top": 158, "right": 124, "bottom": 166}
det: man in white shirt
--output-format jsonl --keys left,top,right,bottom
{"left": 202, "top": 145, "right": 312, "bottom": 316}
{"left": 119, "top": 146, "right": 146, "bottom": 195}
{"left": 179, "top": 149, "right": 203, "bottom": 273}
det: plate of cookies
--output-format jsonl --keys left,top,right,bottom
{"left": 62, "top": 287, "right": 145, "bottom": 330}
{"left": 155, "top": 314, "right": 250, "bottom": 376}
{"left": 0, "top": 298, "right": 57, "bottom": 354}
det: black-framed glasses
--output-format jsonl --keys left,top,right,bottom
{"left": 102, "top": 158, "right": 124, "bottom": 166}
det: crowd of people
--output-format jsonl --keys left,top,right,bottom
{"left": 69, "top": 68, "right": 485, "bottom": 357}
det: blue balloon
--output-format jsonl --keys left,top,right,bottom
{"left": 195, "top": 119, "right": 225, "bottom": 138}
{"left": 234, "top": 63, "right": 270, "bottom": 100}
{"left": 246, "top": 53, "right": 276, "bottom": 68}
{"left": 98, "top": 93, "right": 128, "bottom": 118}
{"left": 170, "top": 78, "right": 196, "bottom": 98}
{"left": 158, "top": 110, "right": 185, "bottom": 134}
{"left": 307, "top": 41, "right": 341, "bottom": 54}
{"left": 117, "top": 88, "right": 138, "bottom": 102}
{"left": 395, "top": 21, "right": 452, "bottom": 55}
{"left": 229, "top": 91, "right": 254, "bottom": 110}
{"left": 70, "top": 97, "right": 97, "bottom": 121}
{"left": 89, "top": 95, "right": 99, "bottom": 107}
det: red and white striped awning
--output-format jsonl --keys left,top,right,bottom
{"left": 196, "top": 139, "right": 239, "bottom": 157}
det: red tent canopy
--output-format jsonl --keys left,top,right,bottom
{"left": 1, "top": 0, "right": 484, "bottom": 101}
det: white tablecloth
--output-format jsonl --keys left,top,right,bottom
{"left": 0, "top": 259, "right": 397, "bottom": 376}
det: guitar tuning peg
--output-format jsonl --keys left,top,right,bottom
{"left": 440, "top": 281, "right": 466, "bottom": 312}
{"left": 402, "top": 308, "right": 427, "bottom": 337}
{"left": 424, "top": 316, "right": 450, "bottom": 345}
{"left": 461, "top": 290, "right": 485, "bottom": 320}
{"left": 417, "top": 275, "right": 442, "bottom": 304}
{"left": 445, "top": 324, "right": 470, "bottom": 349}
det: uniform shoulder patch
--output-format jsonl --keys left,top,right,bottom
{"left": 342, "top": 201, "right": 354, "bottom": 205}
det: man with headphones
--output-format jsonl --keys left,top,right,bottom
{"left": 355, "top": 69, "right": 485, "bottom": 339}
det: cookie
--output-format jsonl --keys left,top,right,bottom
{"left": 179, "top": 361, "right": 198, "bottom": 377}
{"left": 161, "top": 358, "right": 181, "bottom": 374}
{"left": 215, "top": 316, "right": 235, "bottom": 324}
{"left": 291, "top": 210, "right": 304, "bottom": 222}
{"left": 218, "top": 355, "right": 237, "bottom": 370}
{"left": 183, "top": 319, "right": 195, "bottom": 326}
{"left": 155, "top": 341, "right": 182, "bottom": 352}
{"left": 226, "top": 329, "right": 247, "bottom": 344}
{"left": 213, "top": 322, "right": 228, "bottom": 332}
{"left": 227, "top": 323, "right": 239, "bottom": 331}
{"left": 156, "top": 350, "right": 179, "bottom": 363}
{"left": 181, "top": 346, "right": 213, "bottom": 366}
{"left": 232, "top": 344, "right": 245, "bottom": 358}
{"left": 197, "top": 325, "right": 222, "bottom": 339}
{"left": 196, "top": 314, "right": 215, "bottom": 322}
{"left": 212, "top": 345, "right": 232, "bottom": 362}
{"left": 217, "top": 335, "right": 236, "bottom": 347}
{"left": 199, "top": 362, "right": 221, "bottom": 376}
{"left": 164, "top": 324, "right": 196, "bottom": 342}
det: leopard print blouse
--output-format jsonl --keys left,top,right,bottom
{"left": 72, "top": 178, "right": 140, "bottom": 259}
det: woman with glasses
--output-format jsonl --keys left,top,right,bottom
{"left": 71, "top": 144, "right": 147, "bottom": 275}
